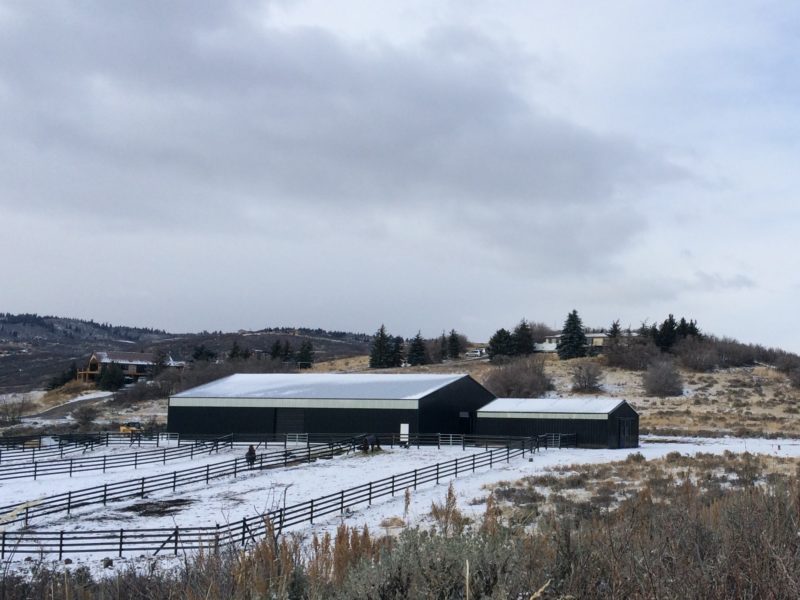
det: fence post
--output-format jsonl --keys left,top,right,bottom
{"left": 103, "top": 455, "right": 106, "bottom": 473}
{"left": 368, "top": 482, "right": 372, "bottom": 506}
{"left": 173, "top": 471, "right": 177, "bottom": 492}
{"left": 141, "top": 477, "right": 145, "bottom": 498}
{"left": 1, "top": 531, "right": 5, "bottom": 559}
{"left": 163, "top": 448, "right": 167, "bottom": 465}
{"left": 103, "top": 484, "right": 108, "bottom": 506}
{"left": 340, "top": 490, "right": 344, "bottom": 513}
{"left": 191, "top": 445, "right": 194, "bottom": 459}
{"left": 472, "top": 454, "right": 476, "bottom": 473}
{"left": 310, "top": 499, "right": 314, "bottom": 524}
{"left": 490, "top": 452, "right": 493, "bottom": 469}
{"left": 414, "top": 469, "right": 418, "bottom": 490}
{"left": 506, "top": 447, "right": 510, "bottom": 463}
{"left": 69, "top": 458, "right": 73, "bottom": 478}
{"left": 134, "top": 452, "right": 138, "bottom": 470}
{"left": 234, "top": 458, "right": 238, "bottom": 478}
{"left": 59, "top": 531, "right": 64, "bottom": 560}
{"left": 462, "top": 437, "right": 465, "bottom": 451}
{"left": 437, "top": 434, "right": 441, "bottom": 450}
{"left": 67, "top": 491, "right": 72, "bottom": 516}
{"left": 436, "top": 463, "right": 440, "bottom": 484}
{"left": 391, "top": 475, "right": 395, "bottom": 496}
{"left": 33, "top": 462, "right": 37, "bottom": 480}
{"left": 24, "top": 506, "right": 29, "bottom": 527}
{"left": 119, "top": 529, "right": 124, "bottom": 557}
{"left": 175, "top": 527, "right": 179, "bottom": 555}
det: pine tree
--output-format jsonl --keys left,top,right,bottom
{"left": 390, "top": 336, "right": 406, "bottom": 367}
{"left": 488, "top": 328, "right": 514, "bottom": 360}
{"left": 407, "top": 332, "right": 430, "bottom": 366}
{"left": 192, "top": 344, "right": 216, "bottom": 362}
{"left": 607, "top": 319, "right": 622, "bottom": 340}
{"left": 447, "top": 329, "right": 463, "bottom": 359}
{"left": 297, "top": 340, "right": 314, "bottom": 368}
{"left": 98, "top": 362, "right": 125, "bottom": 391}
{"left": 269, "top": 340, "right": 282, "bottom": 360}
{"left": 512, "top": 319, "right": 534, "bottom": 355}
{"left": 281, "top": 340, "right": 293, "bottom": 362}
{"left": 438, "top": 332, "right": 448, "bottom": 362}
{"left": 228, "top": 341, "right": 243, "bottom": 360}
{"left": 556, "top": 310, "right": 588, "bottom": 360}
{"left": 369, "top": 325, "right": 392, "bottom": 368}
{"left": 655, "top": 314, "right": 678, "bottom": 352}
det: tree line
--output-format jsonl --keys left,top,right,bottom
{"left": 368, "top": 326, "right": 467, "bottom": 368}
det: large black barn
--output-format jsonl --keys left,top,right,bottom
{"left": 168, "top": 373, "right": 494, "bottom": 435}
{"left": 476, "top": 397, "right": 639, "bottom": 448}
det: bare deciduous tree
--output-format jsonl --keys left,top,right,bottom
{"left": 483, "top": 356, "right": 553, "bottom": 398}
{"left": 571, "top": 360, "right": 603, "bottom": 392}
{"left": 643, "top": 359, "right": 683, "bottom": 397}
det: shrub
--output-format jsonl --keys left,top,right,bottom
{"left": 643, "top": 360, "right": 684, "bottom": 397}
{"left": 72, "top": 404, "right": 99, "bottom": 428}
{"left": 483, "top": 356, "right": 553, "bottom": 397}
{"left": 604, "top": 337, "right": 660, "bottom": 371}
{"left": 571, "top": 360, "right": 603, "bottom": 392}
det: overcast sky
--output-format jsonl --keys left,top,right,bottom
{"left": 1, "top": 1, "right": 798, "bottom": 351}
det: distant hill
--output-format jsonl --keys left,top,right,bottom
{"left": 0, "top": 314, "right": 371, "bottom": 392}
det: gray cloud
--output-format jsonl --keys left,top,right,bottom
{"left": 0, "top": 1, "right": 682, "bottom": 253}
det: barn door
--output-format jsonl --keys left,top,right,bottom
{"left": 618, "top": 419, "right": 633, "bottom": 448}
{"left": 399, "top": 423, "right": 409, "bottom": 443}
{"left": 276, "top": 408, "right": 305, "bottom": 433}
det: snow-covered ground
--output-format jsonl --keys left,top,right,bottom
{"left": 3, "top": 436, "right": 799, "bottom": 578}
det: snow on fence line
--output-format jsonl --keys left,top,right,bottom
{"left": 0, "top": 437, "right": 540, "bottom": 559}
{"left": 0, "top": 438, "right": 360, "bottom": 529}
{"left": 0, "top": 435, "right": 234, "bottom": 482}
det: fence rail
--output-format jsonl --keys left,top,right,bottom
{"left": 0, "top": 438, "right": 538, "bottom": 558}
{"left": 0, "top": 436, "right": 234, "bottom": 481}
{"left": 0, "top": 439, "right": 358, "bottom": 529}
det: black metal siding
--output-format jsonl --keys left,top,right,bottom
{"left": 418, "top": 376, "right": 496, "bottom": 434}
{"left": 167, "top": 375, "right": 496, "bottom": 436}
{"left": 167, "top": 404, "right": 420, "bottom": 435}
{"left": 475, "top": 402, "right": 639, "bottom": 448}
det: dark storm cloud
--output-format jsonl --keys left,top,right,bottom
{"left": 0, "top": 0, "right": 683, "bottom": 258}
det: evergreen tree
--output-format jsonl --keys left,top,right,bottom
{"left": 488, "top": 328, "right": 515, "bottom": 360}
{"left": 152, "top": 348, "right": 169, "bottom": 376}
{"left": 296, "top": 340, "right": 314, "bottom": 368}
{"left": 512, "top": 319, "right": 534, "bottom": 355}
{"left": 228, "top": 341, "right": 243, "bottom": 360}
{"left": 390, "top": 336, "right": 406, "bottom": 367}
{"left": 676, "top": 317, "right": 690, "bottom": 339}
{"left": 447, "top": 329, "right": 464, "bottom": 359}
{"left": 655, "top": 314, "right": 678, "bottom": 352}
{"left": 97, "top": 362, "right": 125, "bottom": 391}
{"left": 407, "top": 332, "right": 430, "bottom": 366}
{"left": 438, "top": 332, "right": 448, "bottom": 362}
{"left": 281, "top": 340, "right": 293, "bottom": 362}
{"left": 269, "top": 340, "right": 283, "bottom": 360}
{"left": 369, "top": 325, "right": 392, "bottom": 368}
{"left": 556, "top": 310, "right": 588, "bottom": 360}
{"left": 607, "top": 319, "right": 622, "bottom": 340}
{"left": 192, "top": 344, "right": 216, "bottom": 362}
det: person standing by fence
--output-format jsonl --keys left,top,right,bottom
{"left": 245, "top": 445, "right": 256, "bottom": 469}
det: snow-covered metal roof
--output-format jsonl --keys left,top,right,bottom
{"left": 172, "top": 373, "right": 470, "bottom": 401}
{"left": 478, "top": 396, "right": 629, "bottom": 415}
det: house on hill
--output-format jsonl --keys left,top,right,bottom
{"left": 167, "top": 373, "right": 494, "bottom": 436}
{"left": 77, "top": 351, "right": 184, "bottom": 383}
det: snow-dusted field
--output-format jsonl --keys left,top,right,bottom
{"left": 3, "top": 436, "right": 799, "bottom": 577}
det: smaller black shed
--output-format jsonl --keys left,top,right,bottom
{"left": 476, "top": 397, "right": 638, "bottom": 448}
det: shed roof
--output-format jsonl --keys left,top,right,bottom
{"left": 478, "top": 396, "right": 630, "bottom": 415}
{"left": 94, "top": 351, "right": 155, "bottom": 365}
{"left": 172, "top": 373, "right": 470, "bottom": 401}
